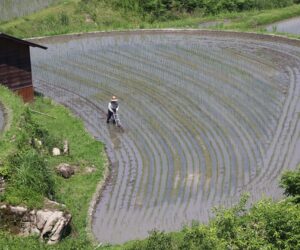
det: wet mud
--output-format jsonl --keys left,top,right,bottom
{"left": 30, "top": 30, "right": 300, "bottom": 244}
{"left": 267, "top": 17, "right": 300, "bottom": 35}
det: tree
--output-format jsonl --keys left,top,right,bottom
{"left": 280, "top": 166, "right": 300, "bottom": 203}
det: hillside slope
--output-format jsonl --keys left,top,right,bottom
{"left": 0, "top": 1, "right": 300, "bottom": 38}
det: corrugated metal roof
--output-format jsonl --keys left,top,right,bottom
{"left": 0, "top": 32, "right": 47, "bottom": 50}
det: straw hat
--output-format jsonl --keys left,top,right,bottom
{"left": 111, "top": 95, "right": 118, "bottom": 102}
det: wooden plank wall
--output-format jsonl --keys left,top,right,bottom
{"left": 15, "top": 86, "right": 34, "bottom": 102}
{"left": 0, "top": 38, "right": 34, "bottom": 102}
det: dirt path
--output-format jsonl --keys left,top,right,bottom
{"left": 31, "top": 30, "right": 300, "bottom": 244}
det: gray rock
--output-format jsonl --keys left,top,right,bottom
{"left": 48, "top": 213, "right": 71, "bottom": 244}
{"left": 0, "top": 204, "right": 7, "bottom": 209}
{"left": 36, "top": 210, "right": 53, "bottom": 230}
{"left": 41, "top": 211, "right": 63, "bottom": 237}
{"left": 63, "top": 140, "right": 69, "bottom": 155}
{"left": 40, "top": 211, "right": 72, "bottom": 244}
{"left": 56, "top": 163, "right": 75, "bottom": 178}
{"left": 52, "top": 148, "right": 61, "bottom": 156}
{"left": 10, "top": 206, "right": 27, "bottom": 215}
{"left": 0, "top": 205, "right": 71, "bottom": 244}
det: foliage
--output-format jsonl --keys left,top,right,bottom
{"left": 104, "top": 0, "right": 296, "bottom": 20}
{"left": 1, "top": 0, "right": 300, "bottom": 38}
{"left": 0, "top": 86, "right": 25, "bottom": 177}
{"left": 126, "top": 230, "right": 174, "bottom": 250}
{"left": 126, "top": 191, "right": 300, "bottom": 250}
{"left": 0, "top": 104, "right": 59, "bottom": 207}
{"left": 4, "top": 149, "right": 56, "bottom": 207}
{"left": 0, "top": 88, "right": 106, "bottom": 248}
{"left": 280, "top": 166, "right": 300, "bottom": 203}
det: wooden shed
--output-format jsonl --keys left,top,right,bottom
{"left": 0, "top": 33, "right": 47, "bottom": 102}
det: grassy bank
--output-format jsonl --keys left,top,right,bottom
{"left": 0, "top": 1, "right": 300, "bottom": 39}
{"left": 0, "top": 86, "right": 107, "bottom": 249}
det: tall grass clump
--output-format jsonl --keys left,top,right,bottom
{"left": 102, "top": 0, "right": 296, "bottom": 20}
{"left": 5, "top": 149, "right": 55, "bottom": 207}
{"left": 1, "top": 108, "right": 58, "bottom": 207}
{"left": 126, "top": 189, "right": 300, "bottom": 250}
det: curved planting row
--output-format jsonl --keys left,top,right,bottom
{"left": 0, "top": 0, "right": 56, "bottom": 21}
{"left": 31, "top": 31, "right": 300, "bottom": 244}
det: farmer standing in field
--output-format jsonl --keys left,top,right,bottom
{"left": 107, "top": 95, "right": 119, "bottom": 123}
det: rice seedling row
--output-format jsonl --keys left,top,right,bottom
{"left": 0, "top": 0, "right": 56, "bottom": 21}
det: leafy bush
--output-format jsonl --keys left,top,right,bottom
{"left": 280, "top": 166, "right": 300, "bottom": 203}
{"left": 4, "top": 148, "right": 55, "bottom": 207}
{"left": 127, "top": 191, "right": 300, "bottom": 250}
{"left": 0, "top": 102, "right": 58, "bottom": 207}
{"left": 100, "top": 0, "right": 296, "bottom": 20}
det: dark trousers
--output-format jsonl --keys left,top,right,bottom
{"left": 107, "top": 110, "right": 115, "bottom": 123}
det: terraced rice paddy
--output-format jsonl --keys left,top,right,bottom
{"left": 30, "top": 30, "right": 300, "bottom": 244}
{"left": 267, "top": 17, "right": 300, "bottom": 35}
{"left": 0, "top": 0, "right": 56, "bottom": 21}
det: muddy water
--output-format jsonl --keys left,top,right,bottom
{"left": 267, "top": 17, "right": 300, "bottom": 34}
{"left": 30, "top": 31, "right": 300, "bottom": 244}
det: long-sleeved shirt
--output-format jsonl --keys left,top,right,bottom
{"left": 108, "top": 101, "right": 119, "bottom": 112}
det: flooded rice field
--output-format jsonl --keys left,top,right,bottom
{"left": 267, "top": 17, "right": 300, "bottom": 35}
{"left": 0, "top": 0, "right": 56, "bottom": 21}
{"left": 31, "top": 30, "right": 300, "bottom": 244}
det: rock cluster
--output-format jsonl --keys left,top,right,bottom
{"left": 0, "top": 204, "right": 71, "bottom": 244}
{"left": 52, "top": 140, "right": 69, "bottom": 156}
{"left": 56, "top": 163, "right": 75, "bottom": 178}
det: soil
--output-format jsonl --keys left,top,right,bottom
{"left": 30, "top": 30, "right": 300, "bottom": 244}
{"left": 267, "top": 17, "right": 300, "bottom": 35}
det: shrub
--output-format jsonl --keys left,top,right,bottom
{"left": 5, "top": 149, "right": 55, "bottom": 207}
{"left": 280, "top": 166, "right": 300, "bottom": 203}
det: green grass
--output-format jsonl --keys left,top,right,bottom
{"left": 0, "top": 1, "right": 300, "bottom": 39}
{"left": 104, "top": 192, "right": 300, "bottom": 250}
{"left": 0, "top": 85, "right": 25, "bottom": 176}
{"left": 222, "top": 4, "right": 300, "bottom": 32}
{"left": 0, "top": 87, "right": 107, "bottom": 249}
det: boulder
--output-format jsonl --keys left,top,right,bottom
{"left": 0, "top": 205, "right": 71, "bottom": 244}
{"left": 43, "top": 212, "right": 71, "bottom": 245}
{"left": 10, "top": 206, "right": 27, "bottom": 215}
{"left": 56, "top": 163, "right": 75, "bottom": 179}
{"left": 36, "top": 210, "right": 53, "bottom": 230}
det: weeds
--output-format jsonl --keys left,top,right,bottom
{"left": 0, "top": 87, "right": 105, "bottom": 248}
{"left": 1, "top": 1, "right": 300, "bottom": 38}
